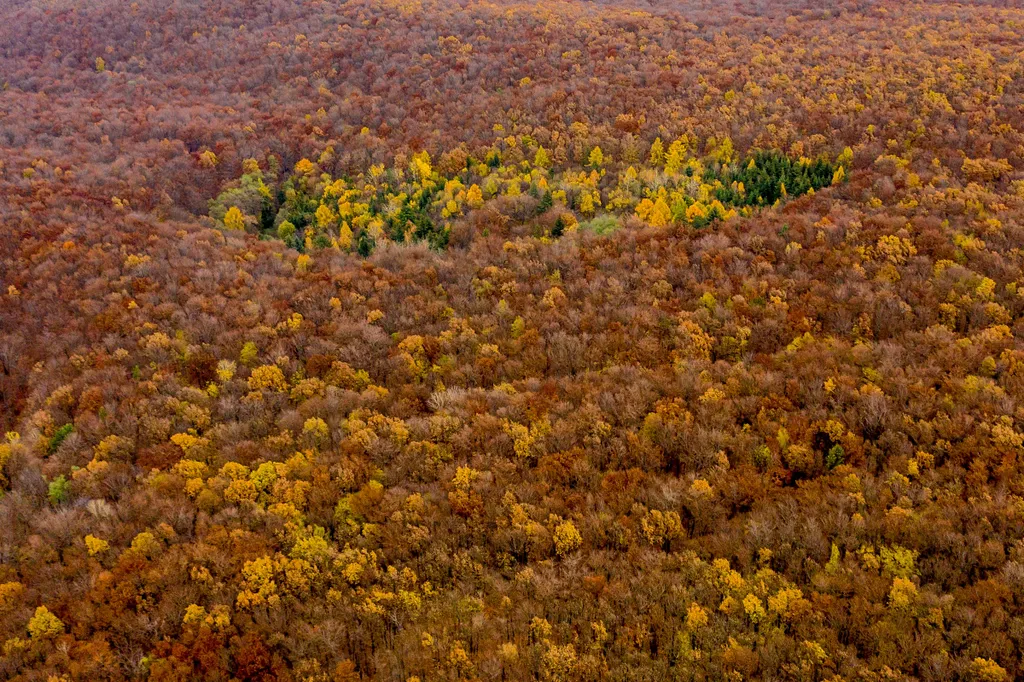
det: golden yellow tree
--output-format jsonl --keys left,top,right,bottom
{"left": 665, "top": 139, "right": 687, "bottom": 175}
{"left": 28, "top": 606, "right": 64, "bottom": 639}
{"left": 649, "top": 137, "right": 665, "bottom": 166}
{"left": 224, "top": 206, "right": 245, "bottom": 231}
{"left": 648, "top": 197, "right": 672, "bottom": 227}
{"left": 553, "top": 520, "right": 581, "bottom": 557}
{"left": 534, "top": 146, "right": 551, "bottom": 168}
{"left": 315, "top": 202, "right": 336, "bottom": 229}
{"left": 339, "top": 222, "right": 353, "bottom": 250}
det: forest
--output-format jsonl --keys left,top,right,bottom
{"left": 1, "top": 0, "right": 1024, "bottom": 680}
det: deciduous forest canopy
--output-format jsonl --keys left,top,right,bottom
{"left": 2, "top": 0, "right": 1024, "bottom": 680}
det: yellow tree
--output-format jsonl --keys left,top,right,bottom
{"left": 534, "top": 146, "right": 551, "bottom": 168}
{"left": 224, "top": 206, "right": 245, "bottom": 231}
{"left": 649, "top": 137, "right": 665, "bottom": 166}
{"left": 553, "top": 520, "right": 581, "bottom": 557}
{"left": 315, "top": 202, "right": 336, "bottom": 229}
{"left": 649, "top": 197, "right": 672, "bottom": 227}
{"left": 410, "top": 151, "right": 432, "bottom": 181}
{"left": 579, "top": 192, "right": 595, "bottom": 215}
{"left": 339, "top": 222, "right": 353, "bottom": 250}
{"left": 838, "top": 146, "right": 853, "bottom": 167}
{"left": 686, "top": 201, "right": 708, "bottom": 225}
{"left": 634, "top": 198, "right": 654, "bottom": 222}
{"left": 28, "top": 606, "right": 64, "bottom": 639}
{"left": 665, "top": 139, "right": 687, "bottom": 175}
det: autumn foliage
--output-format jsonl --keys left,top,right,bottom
{"left": 1, "top": 0, "right": 1024, "bottom": 681}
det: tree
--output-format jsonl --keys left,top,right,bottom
{"left": 47, "top": 475, "right": 70, "bottom": 505}
{"left": 357, "top": 230, "right": 375, "bottom": 257}
{"left": 553, "top": 520, "right": 581, "bottom": 557}
{"left": 649, "top": 137, "right": 665, "bottom": 166}
{"left": 248, "top": 365, "right": 287, "bottom": 392}
{"left": 85, "top": 535, "right": 110, "bottom": 556}
{"left": 339, "top": 222, "right": 353, "bottom": 250}
{"left": 410, "top": 151, "right": 432, "bottom": 181}
{"left": 648, "top": 197, "right": 672, "bottom": 227}
{"left": 277, "top": 220, "right": 297, "bottom": 241}
{"left": 240, "top": 341, "right": 258, "bottom": 365}
{"left": 665, "top": 138, "right": 687, "bottom": 175}
{"left": 579, "top": 192, "right": 595, "bottom": 215}
{"left": 315, "top": 203, "right": 336, "bottom": 229}
{"left": 537, "top": 190, "right": 553, "bottom": 214}
{"left": 971, "top": 659, "right": 1008, "bottom": 682}
{"left": 28, "top": 606, "right": 64, "bottom": 639}
{"left": 552, "top": 215, "right": 566, "bottom": 238}
{"left": 534, "top": 147, "right": 551, "bottom": 168}
{"left": 224, "top": 206, "right": 245, "bottom": 230}
{"left": 47, "top": 423, "right": 73, "bottom": 453}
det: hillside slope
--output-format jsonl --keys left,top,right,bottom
{"left": 1, "top": 1, "right": 1024, "bottom": 681}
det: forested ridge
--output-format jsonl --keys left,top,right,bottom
{"left": 2, "top": 1, "right": 1024, "bottom": 681}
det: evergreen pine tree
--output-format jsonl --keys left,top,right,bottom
{"left": 552, "top": 215, "right": 566, "bottom": 238}
{"left": 357, "top": 230, "right": 375, "bottom": 257}
{"left": 538, "top": 190, "right": 553, "bottom": 214}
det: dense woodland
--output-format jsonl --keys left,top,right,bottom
{"left": 2, "top": 0, "right": 1024, "bottom": 680}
